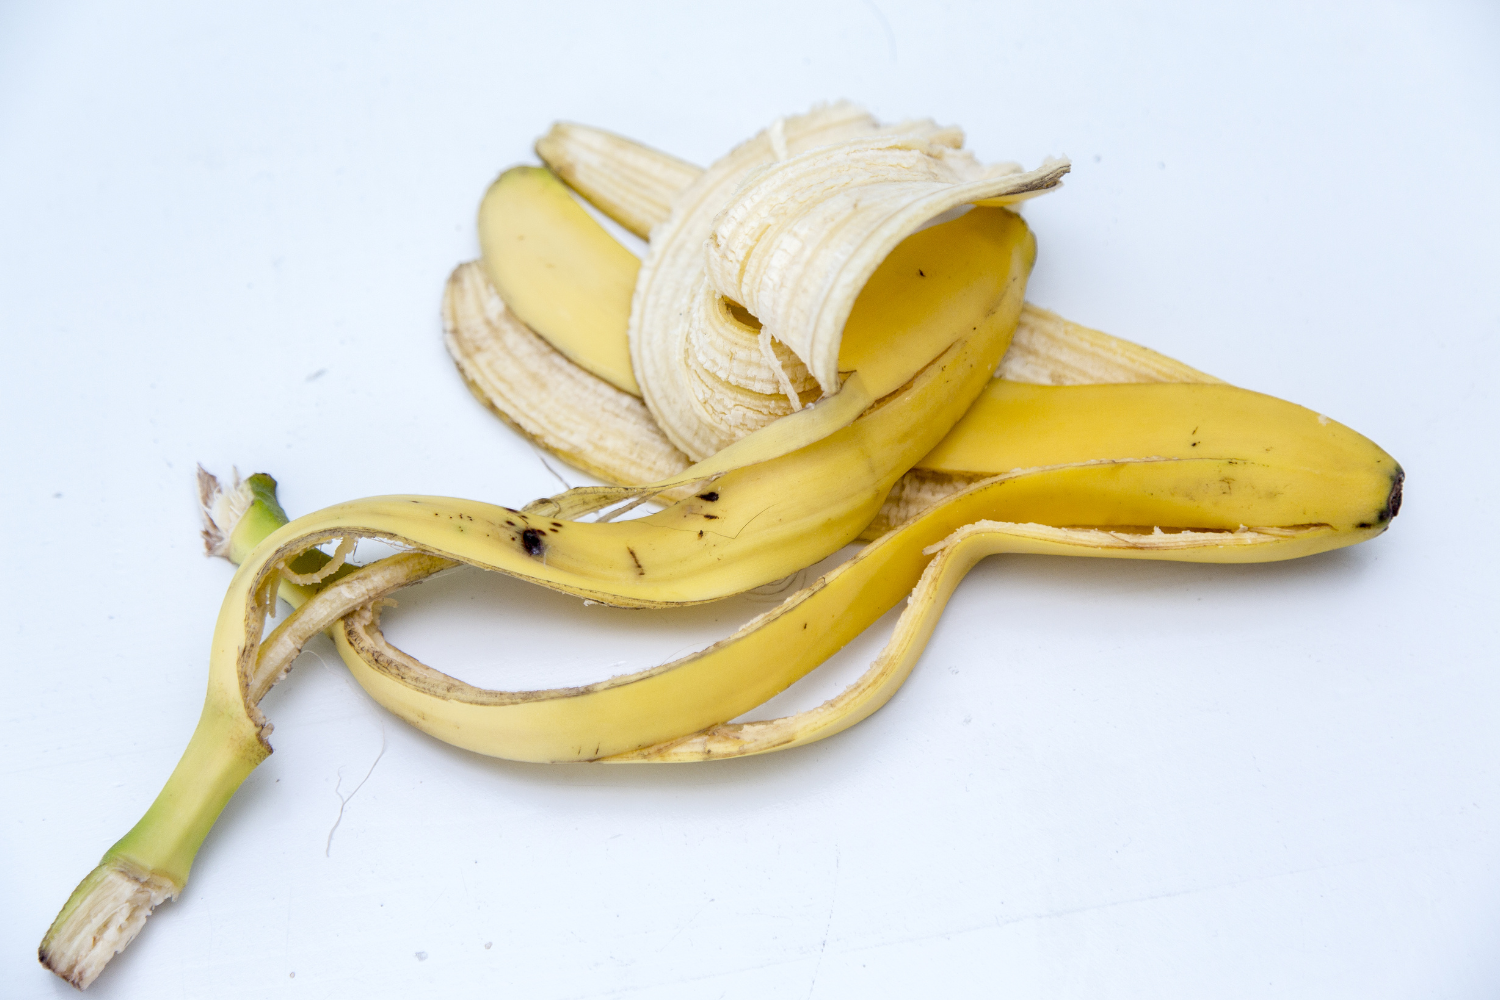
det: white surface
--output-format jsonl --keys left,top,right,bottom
{"left": 2, "top": 2, "right": 1497, "bottom": 997}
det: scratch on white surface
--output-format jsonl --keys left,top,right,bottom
{"left": 326, "top": 731, "right": 387, "bottom": 857}
{"left": 531, "top": 443, "right": 573, "bottom": 490}
{"left": 840, "top": 851, "right": 1416, "bottom": 958}
{"left": 805, "top": 847, "right": 840, "bottom": 998}
{"left": 557, "top": 851, "right": 1425, "bottom": 1000}
{"left": 659, "top": 897, "right": 714, "bottom": 952}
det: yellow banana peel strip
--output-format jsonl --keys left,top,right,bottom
{"left": 535, "top": 121, "right": 702, "bottom": 240}
{"left": 700, "top": 137, "right": 1066, "bottom": 398}
{"left": 478, "top": 166, "right": 644, "bottom": 396}
{"left": 610, "top": 520, "right": 1351, "bottom": 763}
{"left": 326, "top": 456, "right": 1392, "bottom": 764}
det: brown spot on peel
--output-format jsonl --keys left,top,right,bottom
{"left": 520, "top": 529, "right": 545, "bottom": 557}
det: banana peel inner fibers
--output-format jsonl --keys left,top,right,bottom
{"left": 39, "top": 103, "right": 1402, "bottom": 989}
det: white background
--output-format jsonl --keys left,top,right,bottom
{"left": 3, "top": 2, "right": 1498, "bottom": 997}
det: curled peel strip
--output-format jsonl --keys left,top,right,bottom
{"left": 699, "top": 136, "right": 1067, "bottom": 396}
{"left": 630, "top": 103, "right": 1067, "bottom": 460}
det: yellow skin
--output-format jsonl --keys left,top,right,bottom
{"left": 480, "top": 167, "right": 642, "bottom": 395}
{"left": 40, "top": 156, "right": 1401, "bottom": 988}
{"left": 928, "top": 381, "right": 1401, "bottom": 529}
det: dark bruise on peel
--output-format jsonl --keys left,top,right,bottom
{"left": 1383, "top": 467, "right": 1405, "bottom": 522}
{"left": 1358, "top": 469, "right": 1406, "bottom": 529}
{"left": 520, "top": 528, "right": 545, "bottom": 557}
{"left": 627, "top": 547, "right": 644, "bottom": 575}
{"left": 699, "top": 492, "right": 719, "bottom": 502}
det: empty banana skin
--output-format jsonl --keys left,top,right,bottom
{"left": 39, "top": 105, "right": 1400, "bottom": 989}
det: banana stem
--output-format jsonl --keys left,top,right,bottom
{"left": 42, "top": 471, "right": 456, "bottom": 989}
{"left": 40, "top": 692, "right": 270, "bottom": 991}
{"left": 40, "top": 472, "right": 325, "bottom": 989}
{"left": 108, "top": 705, "right": 270, "bottom": 883}
{"left": 39, "top": 700, "right": 273, "bottom": 985}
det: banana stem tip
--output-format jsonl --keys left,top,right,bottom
{"left": 39, "top": 857, "right": 179, "bottom": 990}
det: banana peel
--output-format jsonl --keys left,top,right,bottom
{"left": 39, "top": 105, "right": 1401, "bottom": 989}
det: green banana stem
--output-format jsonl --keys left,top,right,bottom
{"left": 220, "top": 473, "right": 336, "bottom": 605}
{"left": 40, "top": 474, "right": 319, "bottom": 989}
{"left": 228, "top": 474, "right": 293, "bottom": 563}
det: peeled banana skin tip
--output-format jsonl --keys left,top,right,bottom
{"left": 1383, "top": 467, "right": 1404, "bottom": 522}
{"left": 1358, "top": 467, "right": 1404, "bottom": 529}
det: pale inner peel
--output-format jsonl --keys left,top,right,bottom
{"left": 629, "top": 103, "right": 1066, "bottom": 461}
{"left": 39, "top": 859, "right": 179, "bottom": 990}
